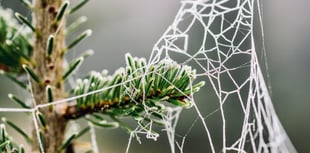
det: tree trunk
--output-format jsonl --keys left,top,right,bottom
{"left": 31, "top": 0, "right": 68, "bottom": 152}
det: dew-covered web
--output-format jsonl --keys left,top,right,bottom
{"left": 0, "top": 0, "right": 298, "bottom": 153}
{"left": 145, "top": 0, "right": 297, "bottom": 152}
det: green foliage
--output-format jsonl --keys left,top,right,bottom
{"left": 46, "top": 35, "right": 54, "bottom": 58}
{"left": 1, "top": 118, "right": 32, "bottom": 143}
{"left": 69, "top": 53, "right": 204, "bottom": 128}
{"left": 22, "top": 64, "right": 41, "bottom": 85}
{"left": 66, "top": 29, "right": 92, "bottom": 50}
{"left": 56, "top": 1, "right": 70, "bottom": 23}
{"left": 15, "top": 13, "right": 35, "bottom": 32}
{"left": 70, "top": 0, "right": 89, "bottom": 14}
{"left": 62, "top": 57, "right": 84, "bottom": 81}
{"left": 0, "top": 124, "right": 24, "bottom": 153}
{"left": 8, "top": 93, "right": 30, "bottom": 108}
{"left": 0, "top": 8, "right": 32, "bottom": 74}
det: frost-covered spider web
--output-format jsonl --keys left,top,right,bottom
{"left": 144, "top": 0, "right": 297, "bottom": 152}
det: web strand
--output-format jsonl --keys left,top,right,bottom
{"left": 148, "top": 0, "right": 297, "bottom": 152}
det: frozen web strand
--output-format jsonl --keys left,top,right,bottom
{"left": 32, "top": 111, "right": 45, "bottom": 153}
{"left": 149, "top": 0, "right": 297, "bottom": 152}
{"left": 89, "top": 122, "right": 100, "bottom": 153}
{"left": 162, "top": 107, "right": 182, "bottom": 153}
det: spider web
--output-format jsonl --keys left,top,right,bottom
{"left": 144, "top": 0, "right": 297, "bottom": 152}
{"left": 0, "top": 0, "right": 298, "bottom": 153}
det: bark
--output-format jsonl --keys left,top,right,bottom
{"left": 31, "top": 0, "right": 68, "bottom": 152}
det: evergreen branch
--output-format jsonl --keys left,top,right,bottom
{"left": 19, "top": 145, "right": 25, "bottom": 153}
{"left": 59, "top": 133, "right": 76, "bottom": 152}
{"left": 8, "top": 93, "right": 30, "bottom": 109}
{"left": 46, "top": 85, "right": 54, "bottom": 103}
{"left": 18, "top": 0, "right": 32, "bottom": 9}
{"left": 15, "top": 13, "right": 35, "bottom": 32}
{"left": 56, "top": 1, "right": 70, "bottom": 23}
{"left": 46, "top": 35, "right": 54, "bottom": 58}
{"left": 0, "top": 141, "right": 10, "bottom": 151}
{"left": 62, "top": 57, "right": 84, "bottom": 81}
{"left": 64, "top": 54, "right": 204, "bottom": 120}
{"left": 22, "top": 64, "right": 41, "bottom": 85}
{"left": 80, "top": 49, "right": 94, "bottom": 59}
{"left": 67, "top": 29, "right": 92, "bottom": 50}
{"left": 85, "top": 116, "right": 119, "bottom": 129}
{"left": 1, "top": 118, "right": 32, "bottom": 143}
{"left": 70, "top": 0, "right": 89, "bottom": 14}
{"left": 36, "top": 112, "right": 47, "bottom": 129}
{"left": 0, "top": 124, "right": 24, "bottom": 153}
{"left": 75, "top": 126, "right": 90, "bottom": 139}
{"left": 0, "top": 14, "right": 33, "bottom": 74}
{"left": 59, "top": 126, "right": 90, "bottom": 152}
{"left": 0, "top": 124, "right": 8, "bottom": 144}
{"left": 66, "top": 16, "right": 87, "bottom": 36}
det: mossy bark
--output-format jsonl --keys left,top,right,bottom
{"left": 31, "top": 0, "right": 68, "bottom": 152}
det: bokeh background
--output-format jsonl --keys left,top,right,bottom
{"left": 0, "top": 0, "right": 309, "bottom": 152}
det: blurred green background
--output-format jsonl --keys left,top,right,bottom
{"left": 0, "top": 0, "right": 309, "bottom": 152}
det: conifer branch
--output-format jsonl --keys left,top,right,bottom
{"left": 64, "top": 54, "right": 204, "bottom": 120}
{"left": 0, "top": 124, "right": 24, "bottom": 152}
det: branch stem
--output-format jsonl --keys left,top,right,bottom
{"left": 31, "top": 0, "right": 68, "bottom": 152}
